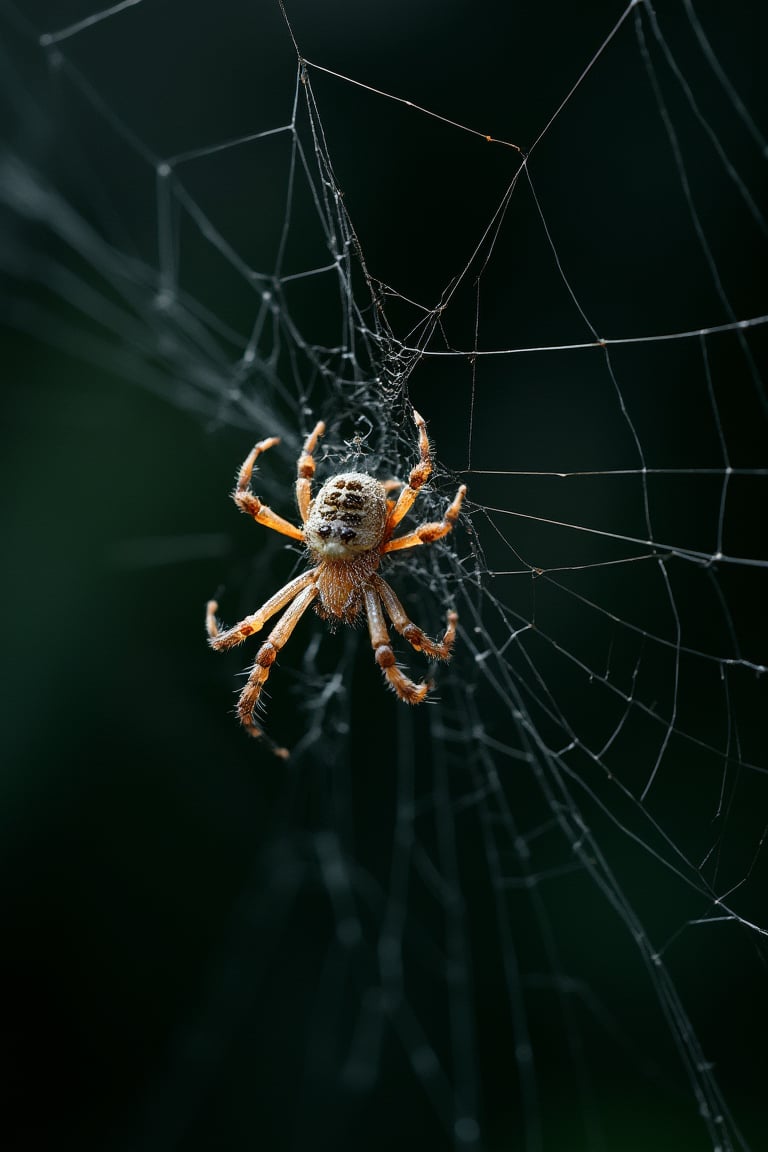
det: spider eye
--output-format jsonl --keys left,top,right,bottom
{"left": 339, "top": 528, "right": 356, "bottom": 543}
{"left": 318, "top": 525, "right": 332, "bottom": 538}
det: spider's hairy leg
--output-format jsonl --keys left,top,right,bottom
{"left": 296, "top": 420, "right": 326, "bottom": 523}
{"left": 385, "top": 409, "right": 433, "bottom": 532}
{"left": 383, "top": 484, "right": 467, "bottom": 554}
{"left": 372, "top": 574, "right": 458, "bottom": 660}
{"left": 237, "top": 583, "right": 319, "bottom": 742}
{"left": 206, "top": 571, "right": 317, "bottom": 651}
{"left": 364, "top": 586, "right": 429, "bottom": 705}
{"left": 233, "top": 437, "right": 305, "bottom": 541}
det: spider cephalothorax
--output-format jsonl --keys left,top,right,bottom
{"left": 206, "top": 410, "right": 466, "bottom": 753}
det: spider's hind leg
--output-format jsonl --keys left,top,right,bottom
{"left": 236, "top": 584, "right": 318, "bottom": 747}
{"left": 364, "top": 585, "right": 429, "bottom": 705}
{"left": 206, "top": 572, "right": 317, "bottom": 652}
{"left": 372, "top": 575, "right": 458, "bottom": 661}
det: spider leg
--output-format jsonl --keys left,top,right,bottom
{"left": 233, "top": 437, "right": 305, "bottom": 541}
{"left": 364, "top": 585, "right": 429, "bottom": 704}
{"left": 206, "top": 571, "right": 317, "bottom": 651}
{"left": 296, "top": 420, "right": 326, "bottom": 523}
{"left": 237, "top": 583, "right": 319, "bottom": 741}
{"left": 372, "top": 574, "right": 458, "bottom": 660}
{"left": 382, "top": 484, "right": 467, "bottom": 554}
{"left": 385, "top": 409, "right": 432, "bottom": 533}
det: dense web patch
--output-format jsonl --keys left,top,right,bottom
{"left": 2, "top": 1, "right": 766, "bottom": 1149}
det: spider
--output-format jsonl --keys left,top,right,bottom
{"left": 206, "top": 410, "right": 467, "bottom": 752}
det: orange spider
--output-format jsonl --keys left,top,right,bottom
{"left": 206, "top": 410, "right": 466, "bottom": 751}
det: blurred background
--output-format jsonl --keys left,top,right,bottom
{"left": 1, "top": 1, "right": 766, "bottom": 1149}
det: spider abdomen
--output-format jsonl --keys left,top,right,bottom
{"left": 314, "top": 552, "right": 382, "bottom": 622}
{"left": 306, "top": 472, "right": 388, "bottom": 560}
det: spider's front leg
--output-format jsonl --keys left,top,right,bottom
{"left": 233, "top": 436, "right": 305, "bottom": 541}
{"left": 296, "top": 420, "right": 326, "bottom": 523}
{"left": 383, "top": 484, "right": 467, "bottom": 554}
{"left": 364, "top": 586, "right": 429, "bottom": 705}
{"left": 385, "top": 409, "right": 433, "bottom": 532}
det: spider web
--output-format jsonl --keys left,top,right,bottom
{"left": 1, "top": 1, "right": 767, "bottom": 1149}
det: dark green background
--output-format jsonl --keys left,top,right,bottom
{"left": 2, "top": 2, "right": 766, "bottom": 1149}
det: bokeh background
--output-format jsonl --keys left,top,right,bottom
{"left": 2, "top": 1, "right": 766, "bottom": 1149}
